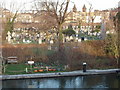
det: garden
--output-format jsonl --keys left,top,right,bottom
{"left": 5, "top": 63, "right": 65, "bottom": 75}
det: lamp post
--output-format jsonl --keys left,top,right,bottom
{"left": 83, "top": 62, "right": 87, "bottom": 72}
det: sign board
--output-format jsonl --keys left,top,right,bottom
{"left": 83, "top": 62, "right": 86, "bottom": 65}
{"left": 28, "top": 61, "right": 34, "bottom": 65}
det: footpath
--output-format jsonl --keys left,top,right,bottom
{"left": 0, "top": 69, "right": 120, "bottom": 80}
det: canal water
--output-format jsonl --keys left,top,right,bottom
{"left": 2, "top": 74, "right": 120, "bottom": 88}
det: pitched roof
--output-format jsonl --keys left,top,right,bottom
{"left": 73, "top": 4, "right": 77, "bottom": 12}
{"left": 83, "top": 4, "right": 86, "bottom": 9}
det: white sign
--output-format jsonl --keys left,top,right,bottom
{"left": 39, "top": 38, "right": 42, "bottom": 44}
{"left": 83, "top": 62, "right": 86, "bottom": 65}
{"left": 28, "top": 61, "right": 34, "bottom": 65}
{"left": 50, "top": 40, "right": 54, "bottom": 44}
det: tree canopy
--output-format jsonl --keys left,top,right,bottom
{"left": 62, "top": 27, "right": 76, "bottom": 36}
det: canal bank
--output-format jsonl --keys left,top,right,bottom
{"left": 1, "top": 69, "right": 119, "bottom": 80}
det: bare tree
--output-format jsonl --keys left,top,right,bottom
{"left": 1, "top": 1, "right": 31, "bottom": 42}
{"left": 86, "top": 3, "right": 97, "bottom": 34}
{"left": 35, "top": 0, "right": 70, "bottom": 51}
{"left": 33, "top": 10, "right": 57, "bottom": 32}
{"left": 0, "top": 2, "right": 30, "bottom": 73}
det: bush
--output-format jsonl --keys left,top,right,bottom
{"left": 62, "top": 28, "right": 76, "bottom": 36}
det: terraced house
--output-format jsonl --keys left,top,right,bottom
{"left": 1, "top": 4, "right": 118, "bottom": 44}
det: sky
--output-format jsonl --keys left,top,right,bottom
{"left": 0, "top": 0, "right": 120, "bottom": 11}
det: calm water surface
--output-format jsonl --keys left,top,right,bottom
{"left": 2, "top": 74, "right": 120, "bottom": 88}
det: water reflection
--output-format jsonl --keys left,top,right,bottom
{"left": 2, "top": 74, "right": 120, "bottom": 88}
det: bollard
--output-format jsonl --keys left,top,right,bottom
{"left": 25, "top": 68, "right": 28, "bottom": 73}
{"left": 83, "top": 62, "right": 87, "bottom": 72}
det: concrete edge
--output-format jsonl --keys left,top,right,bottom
{"left": 0, "top": 69, "right": 120, "bottom": 80}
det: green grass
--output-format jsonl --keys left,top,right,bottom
{"left": 4, "top": 63, "right": 65, "bottom": 75}
{"left": 5, "top": 64, "right": 29, "bottom": 75}
{"left": 6, "top": 64, "right": 29, "bottom": 71}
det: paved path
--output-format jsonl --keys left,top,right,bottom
{"left": 0, "top": 69, "right": 119, "bottom": 80}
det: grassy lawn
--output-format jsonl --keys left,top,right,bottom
{"left": 5, "top": 63, "right": 65, "bottom": 75}
{"left": 5, "top": 64, "right": 29, "bottom": 75}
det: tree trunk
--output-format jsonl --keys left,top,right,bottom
{"left": 57, "top": 24, "right": 66, "bottom": 65}
{"left": 58, "top": 24, "right": 63, "bottom": 52}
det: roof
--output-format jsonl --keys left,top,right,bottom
{"left": 73, "top": 4, "right": 77, "bottom": 12}
{"left": 83, "top": 4, "right": 86, "bottom": 9}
